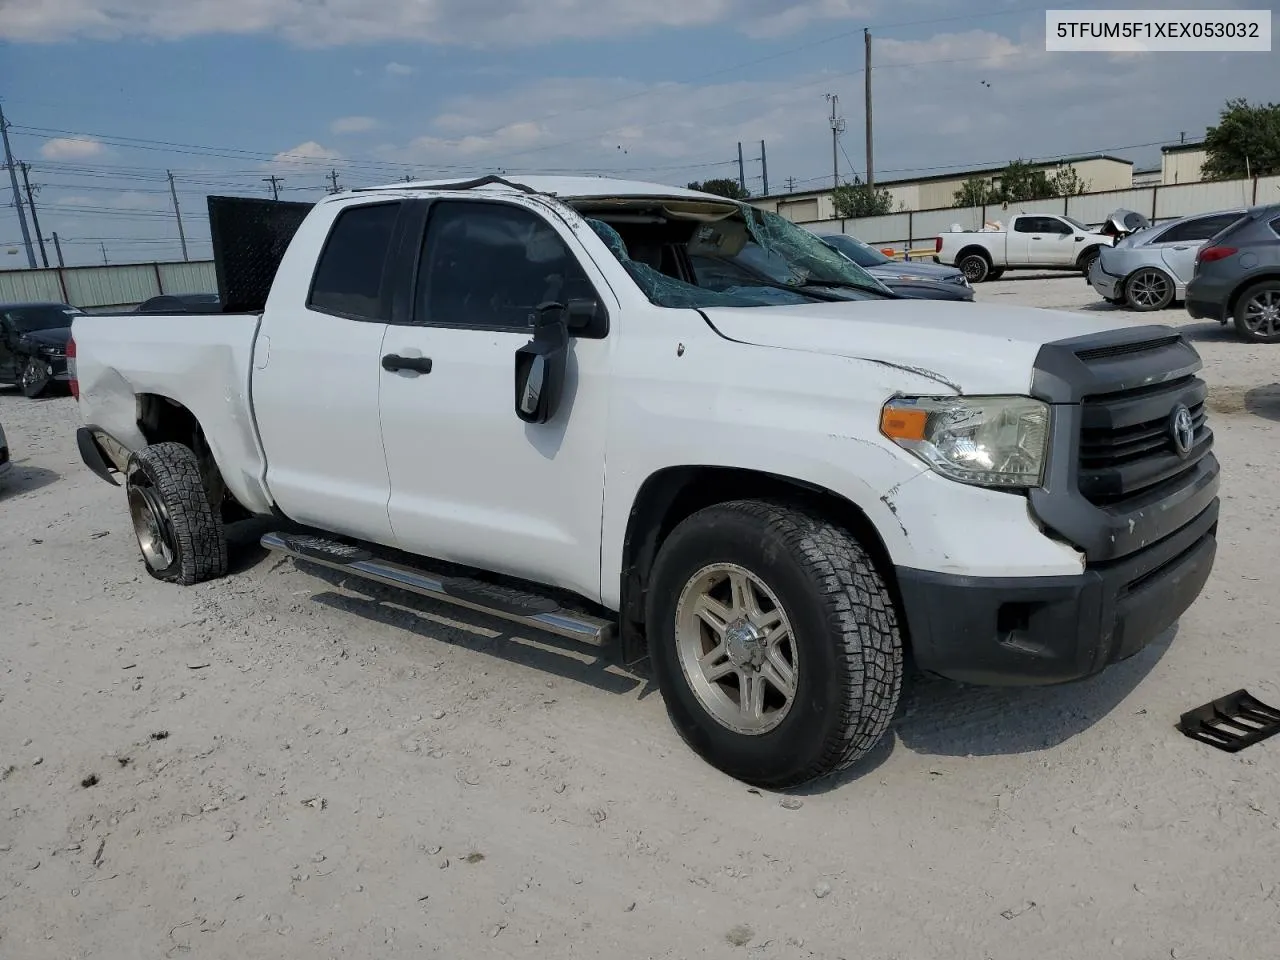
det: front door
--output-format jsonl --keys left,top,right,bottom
{"left": 379, "top": 198, "right": 616, "bottom": 602}
{"left": 0, "top": 314, "right": 17, "bottom": 383}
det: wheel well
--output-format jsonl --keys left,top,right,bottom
{"left": 617, "top": 466, "right": 902, "bottom": 662}
{"left": 956, "top": 245, "right": 992, "bottom": 265}
{"left": 1076, "top": 245, "right": 1102, "bottom": 268}
{"left": 134, "top": 394, "right": 247, "bottom": 521}
{"left": 1227, "top": 273, "right": 1280, "bottom": 318}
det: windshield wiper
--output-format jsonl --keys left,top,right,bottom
{"left": 799, "top": 278, "right": 897, "bottom": 298}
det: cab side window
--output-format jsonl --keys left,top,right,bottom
{"left": 307, "top": 201, "right": 403, "bottom": 321}
{"left": 415, "top": 201, "right": 597, "bottom": 330}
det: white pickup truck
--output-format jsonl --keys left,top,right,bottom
{"left": 936, "top": 213, "right": 1114, "bottom": 283}
{"left": 70, "top": 177, "right": 1220, "bottom": 788}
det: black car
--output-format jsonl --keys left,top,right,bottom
{"left": 135, "top": 293, "right": 221, "bottom": 314}
{"left": 0, "top": 302, "right": 84, "bottom": 398}
{"left": 818, "top": 233, "right": 974, "bottom": 301}
{"left": 1185, "top": 203, "right": 1280, "bottom": 343}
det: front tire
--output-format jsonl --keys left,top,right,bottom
{"left": 1078, "top": 247, "right": 1101, "bottom": 276}
{"left": 20, "top": 357, "right": 51, "bottom": 399}
{"left": 125, "top": 442, "right": 228, "bottom": 585}
{"left": 1233, "top": 281, "right": 1280, "bottom": 343}
{"left": 645, "top": 500, "right": 904, "bottom": 789}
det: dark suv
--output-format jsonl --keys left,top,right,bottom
{"left": 1185, "top": 203, "right": 1280, "bottom": 343}
{"left": 0, "top": 302, "right": 85, "bottom": 398}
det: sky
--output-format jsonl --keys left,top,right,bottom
{"left": 0, "top": 0, "right": 1276, "bottom": 267}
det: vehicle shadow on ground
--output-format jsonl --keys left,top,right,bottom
{"left": 296, "top": 559, "right": 654, "bottom": 698}
{"left": 0, "top": 463, "right": 60, "bottom": 500}
{"left": 1178, "top": 322, "right": 1241, "bottom": 344}
{"left": 225, "top": 516, "right": 278, "bottom": 575}
{"left": 795, "top": 628, "right": 1176, "bottom": 795}
{"left": 1207, "top": 383, "right": 1280, "bottom": 423}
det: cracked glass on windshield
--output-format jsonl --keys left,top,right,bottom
{"left": 586, "top": 204, "right": 891, "bottom": 309}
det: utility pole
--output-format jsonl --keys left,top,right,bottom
{"left": 18, "top": 161, "right": 49, "bottom": 268}
{"left": 786, "top": 176, "right": 796, "bottom": 192}
{"left": 0, "top": 101, "right": 36, "bottom": 268}
{"left": 327, "top": 169, "right": 342, "bottom": 194}
{"left": 864, "top": 28, "right": 874, "bottom": 187}
{"left": 167, "top": 170, "right": 189, "bottom": 262}
{"left": 262, "top": 174, "right": 283, "bottom": 200}
{"left": 758, "top": 140, "right": 769, "bottom": 196}
{"left": 736, "top": 143, "right": 746, "bottom": 195}
{"left": 402, "top": 174, "right": 414, "bottom": 182}
{"left": 824, "top": 93, "right": 845, "bottom": 191}
{"left": 100, "top": 242, "right": 109, "bottom": 265}
{"left": 52, "top": 231, "right": 65, "bottom": 268}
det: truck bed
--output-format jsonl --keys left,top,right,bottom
{"left": 72, "top": 311, "right": 275, "bottom": 515}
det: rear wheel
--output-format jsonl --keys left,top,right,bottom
{"left": 646, "top": 500, "right": 903, "bottom": 789}
{"left": 1124, "top": 267, "right": 1174, "bottom": 311}
{"left": 1233, "top": 281, "right": 1280, "bottom": 343}
{"left": 126, "top": 442, "right": 228, "bottom": 585}
{"left": 958, "top": 253, "right": 991, "bottom": 283}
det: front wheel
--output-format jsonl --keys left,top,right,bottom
{"left": 126, "top": 442, "right": 228, "bottom": 585}
{"left": 1078, "top": 248, "right": 1101, "bottom": 276}
{"left": 645, "top": 500, "right": 904, "bottom": 789}
{"left": 20, "top": 357, "right": 51, "bottom": 399}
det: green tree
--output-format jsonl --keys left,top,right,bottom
{"left": 831, "top": 177, "right": 895, "bottom": 218}
{"left": 1203, "top": 98, "right": 1280, "bottom": 179}
{"left": 687, "top": 178, "right": 750, "bottom": 200}
{"left": 1048, "top": 165, "right": 1090, "bottom": 197}
{"left": 954, "top": 176, "right": 995, "bottom": 207}
{"left": 997, "top": 159, "right": 1054, "bottom": 203}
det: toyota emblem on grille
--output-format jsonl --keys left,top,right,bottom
{"left": 1169, "top": 404, "right": 1195, "bottom": 458}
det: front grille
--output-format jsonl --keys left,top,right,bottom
{"left": 1078, "top": 375, "right": 1213, "bottom": 506}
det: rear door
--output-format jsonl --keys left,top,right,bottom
{"left": 251, "top": 198, "right": 409, "bottom": 544}
{"left": 377, "top": 197, "right": 615, "bottom": 601}
{"left": 1157, "top": 212, "right": 1246, "bottom": 285}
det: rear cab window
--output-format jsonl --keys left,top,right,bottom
{"left": 307, "top": 201, "right": 403, "bottom": 321}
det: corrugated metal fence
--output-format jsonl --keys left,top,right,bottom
{"left": 0, "top": 260, "right": 216, "bottom": 312}
{"left": 798, "top": 175, "right": 1280, "bottom": 251}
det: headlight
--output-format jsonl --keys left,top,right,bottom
{"left": 880, "top": 396, "right": 1050, "bottom": 488}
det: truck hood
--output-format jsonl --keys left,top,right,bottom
{"left": 700, "top": 299, "right": 1126, "bottom": 395}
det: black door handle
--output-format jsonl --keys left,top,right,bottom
{"left": 382, "top": 354, "right": 432, "bottom": 374}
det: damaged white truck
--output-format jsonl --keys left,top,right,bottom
{"left": 70, "top": 177, "right": 1220, "bottom": 788}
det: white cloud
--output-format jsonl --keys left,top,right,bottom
{"left": 385, "top": 61, "right": 415, "bottom": 75}
{"left": 351, "top": 32, "right": 1267, "bottom": 197}
{"left": 331, "top": 115, "right": 379, "bottom": 134}
{"left": 268, "top": 141, "right": 341, "bottom": 173}
{"left": 0, "top": 0, "right": 896, "bottom": 45}
{"left": 40, "top": 136, "right": 106, "bottom": 160}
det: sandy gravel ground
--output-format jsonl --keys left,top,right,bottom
{"left": 2, "top": 276, "right": 1279, "bottom": 960}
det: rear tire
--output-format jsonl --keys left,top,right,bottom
{"left": 1124, "top": 267, "right": 1174, "bottom": 312}
{"left": 958, "top": 253, "right": 991, "bottom": 284}
{"left": 1232, "top": 281, "right": 1280, "bottom": 343}
{"left": 125, "top": 442, "right": 228, "bottom": 585}
{"left": 645, "top": 500, "right": 904, "bottom": 789}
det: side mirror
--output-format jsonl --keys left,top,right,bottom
{"left": 564, "top": 297, "right": 601, "bottom": 331}
{"left": 514, "top": 302, "right": 570, "bottom": 424}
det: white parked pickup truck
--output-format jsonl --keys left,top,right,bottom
{"left": 70, "top": 177, "right": 1220, "bottom": 788}
{"left": 936, "top": 213, "right": 1113, "bottom": 283}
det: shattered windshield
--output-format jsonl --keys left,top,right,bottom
{"left": 584, "top": 204, "right": 890, "bottom": 309}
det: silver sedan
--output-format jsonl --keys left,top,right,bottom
{"left": 1088, "top": 208, "right": 1248, "bottom": 311}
